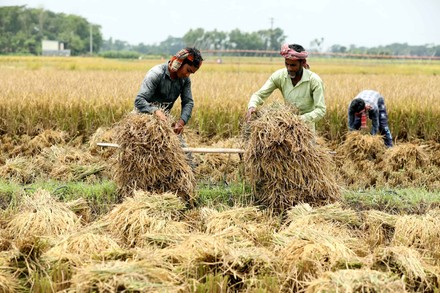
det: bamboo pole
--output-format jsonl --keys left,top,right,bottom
{"left": 97, "top": 142, "right": 245, "bottom": 154}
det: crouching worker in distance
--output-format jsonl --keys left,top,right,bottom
{"left": 348, "top": 90, "right": 393, "bottom": 148}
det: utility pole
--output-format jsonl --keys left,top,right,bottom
{"left": 89, "top": 24, "right": 93, "bottom": 55}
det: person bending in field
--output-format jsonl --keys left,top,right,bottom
{"left": 348, "top": 90, "right": 393, "bottom": 148}
{"left": 134, "top": 47, "right": 204, "bottom": 134}
{"left": 245, "top": 43, "right": 326, "bottom": 133}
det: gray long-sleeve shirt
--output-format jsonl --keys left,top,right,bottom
{"left": 134, "top": 63, "right": 194, "bottom": 124}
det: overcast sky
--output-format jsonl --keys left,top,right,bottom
{"left": 2, "top": 0, "right": 439, "bottom": 49}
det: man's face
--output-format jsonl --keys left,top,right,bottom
{"left": 285, "top": 59, "right": 303, "bottom": 77}
{"left": 176, "top": 64, "right": 199, "bottom": 78}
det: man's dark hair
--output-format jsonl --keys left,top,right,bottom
{"left": 288, "top": 44, "right": 305, "bottom": 53}
{"left": 182, "top": 47, "right": 204, "bottom": 68}
{"left": 349, "top": 98, "right": 366, "bottom": 114}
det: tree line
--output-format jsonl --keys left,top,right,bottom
{"left": 1, "top": 6, "right": 439, "bottom": 58}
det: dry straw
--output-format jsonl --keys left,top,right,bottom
{"left": 100, "top": 190, "right": 189, "bottom": 248}
{"left": 114, "top": 113, "right": 196, "bottom": 202}
{"left": 392, "top": 214, "right": 440, "bottom": 262}
{"left": 306, "top": 269, "right": 405, "bottom": 292}
{"left": 6, "top": 189, "right": 81, "bottom": 240}
{"left": 244, "top": 104, "right": 340, "bottom": 212}
{"left": 335, "top": 132, "right": 385, "bottom": 188}
{"left": 69, "top": 259, "right": 184, "bottom": 292}
{"left": 371, "top": 246, "right": 438, "bottom": 291}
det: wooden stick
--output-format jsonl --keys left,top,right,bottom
{"left": 97, "top": 142, "right": 245, "bottom": 154}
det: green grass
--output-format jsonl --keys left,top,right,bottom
{"left": 2, "top": 179, "right": 439, "bottom": 216}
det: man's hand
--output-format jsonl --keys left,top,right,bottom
{"left": 173, "top": 118, "right": 185, "bottom": 135}
{"left": 154, "top": 110, "right": 167, "bottom": 121}
{"left": 245, "top": 107, "right": 257, "bottom": 122}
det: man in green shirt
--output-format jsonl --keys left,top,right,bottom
{"left": 245, "top": 43, "right": 326, "bottom": 132}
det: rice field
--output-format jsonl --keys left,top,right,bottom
{"left": 1, "top": 55, "right": 440, "bottom": 292}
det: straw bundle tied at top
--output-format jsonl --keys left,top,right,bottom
{"left": 114, "top": 113, "right": 196, "bottom": 201}
{"left": 244, "top": 104, "right": 340, "bottom": 212}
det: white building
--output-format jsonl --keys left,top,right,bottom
{"left": 42, "top": 40, "right": 71, "bottom": 56}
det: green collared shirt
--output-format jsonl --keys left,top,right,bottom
{"left": 248, "top": 68, "right": 326, "bottom": 131}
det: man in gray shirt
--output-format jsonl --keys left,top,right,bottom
{"left": 348, "top": 90, "right": 393, "bottom": 147}
{"left": 135, "top": 47, "right": 203, "bottom": 134}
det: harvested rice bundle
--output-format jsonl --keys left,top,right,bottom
{"left": 69, "top": 259, "right": 184, "bottom": 292}
{"left": 361, "top": 210, "right": 398, "bottom": 248}
{"left": 378, "top": 143, "right": 431, "bottom": 188}
{"left": 43, "top": 231, "right": 121, "bottom": 264}
{"left": 100, "top": 191, "right": 189, "bottom": 247}
{"left": 337, "top": 131, "right": 386, "bottom": 162}
{"left": 0, "top": 156, "right": 39, "bottom": 184}
{"left": 203, "top": 206, "right": 278, "bottom": 246}
{"left": 0, "top": 265, "right": 20, "bottom": 293}
{"left": 274, "top": 223, "right": 362, "bottom": 284}
{"left": 335, "top": 132, "right": 385, "bottom": 188}
{"left": 88, "top": 127, "right": 117, "bottom": 158}
{"left": 371, "top": 246, "right": 437, "bottom": 292}
{"left": 306, "top": 269, "right": 405, "bottom": 293}
{"left": 65, "top": 198, "right": 92, "bottom": 224}
{"left": 194, "top": 137, "right": 242, "bottom": 183}
{"left": 33, "top": 145, "right": 106, "bottom": 182}
{"left": 224, "top": 246, "right": 278, "bottom": 282}
{"left": 392, "top": 214, "right": 440, "bottom": 261}
{"left": 284, "top": 203, "right": 362, "bottom": 228}
{"left": 114, "top": 113, "right": 196, "bottom": 201}
{"left": 6, "top": 189, "right": 81, "bottom": 239}
{"left": 10, "top": 129, "right": 67, "bottom": 157}
{"left": 244, "top": 105, "right": 340, "bottom": 212}
{"left": 423, "top": 141, "right": 440, "bottom": 167}
{"left": 382, "top": 143, "right": 429, "bottom": 171}
{"left": 159, "top": 234, "right": 230, "bottom": 273}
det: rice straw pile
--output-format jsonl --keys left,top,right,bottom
{"left": 6, "top": 189, "right": 81, "bottom": 240}
{"left": 306, "top": 269, "right": 405, "bottom": 292}
{"left": 114, "top": 113, "right": 196, "bottom": 202}
{"left": 100, "top": 190, "right": 189, "bottom": 248}
{"left": 244, "top": 104, "right": 340, "bottom": 212}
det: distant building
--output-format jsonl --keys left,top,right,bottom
{"left": 42, "top": 40, "right": 71, "bottom": 56}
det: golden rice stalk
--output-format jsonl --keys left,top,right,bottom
{"left": 65, "top": 197, "right": 92, "bottom": 224}
{"left": 392, "top": 214, "right": 440, "bottom": 261}
{"left": 422, "top": 141, "right": 440, "bottom": 167}
{"left": 100, "top": 191, "right": 189, "bottom": 247}
{"left": 244, "top": 104, "right": 340, "bottom": 212}
{"left": 284, "top": 203, "right": 362, "bottom": 228}
{"left": 274, "top": 222, "right": 365, "bottom": 283}
{"left": 203, "top": 206, "right": 278, "bottom": 246}
{"left": 306, "top": 269, "right": 405, "bottom": 293}
{"left": 114, "top": 113, "right": 196, "bottom": 202}
{"left": 382, "top": 143, "right": 429, "bottom": 171}
{"left": 223, "top": 246, "right": 278, "bottom": 280}
{"left": 10, "top": 129, "right": 67, "bottom": 157}
{"left": 69, "top": 259, "right": 184, "bottom": 292}
{"left": 0, "top": 156, "right": 38, "bottom": 184}
{"left": 371, "top": 246, "right": 438, "bottom": 291}
{"left": 0, "top": 264, "right": 21, "bottom": 293}
{"left": 361, "top": 210, "right": 398, "bottom": 248}
{"left": 159, "top": 234, "right": 230, "bottom": 272}
{"left": 6, "top": 189, "right": 81, "bottom": 239}
{"left": 336, "top": 131, "right": 386, "bottom": 163}
{"left": 43, "top": 231, "right": 121, "bottom": 264}
{"left": 88, "top": 127, "right": 117, "bottom": 158}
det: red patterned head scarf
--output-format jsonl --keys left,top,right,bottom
{"left": 280, "top": 44, "right": 310, "bottom": 69}
{"left": 169, "top": 48, "right": 196, "bottom": 73}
